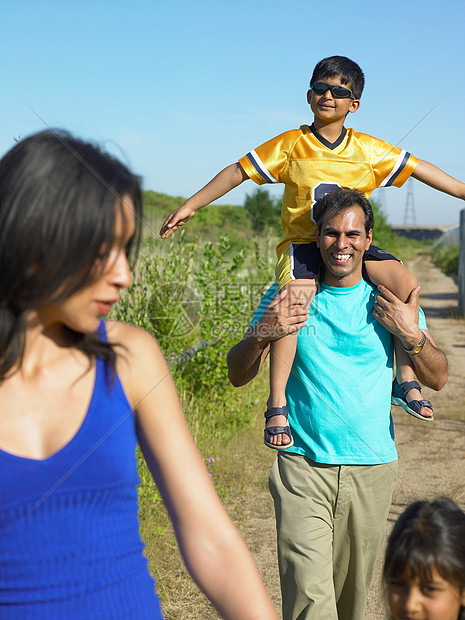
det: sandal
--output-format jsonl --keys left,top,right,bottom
{"left": 391, "top": 379, "right": 434, "bottom": 421}
{"left": 264, "top": 406, "right": 294, "bottom": 450}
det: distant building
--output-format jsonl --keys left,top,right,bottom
{"left": 391, "top": 225, "right": 457, "bottom": 242}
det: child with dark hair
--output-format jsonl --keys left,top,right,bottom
{"left": 0, "top": 130, "right": 278, "bottom": 620}
{"left": 160, "top": 55, "right": 465, "bottom": 446}
{"left": 384, "top": 497, "right": 465, "bottom": 620}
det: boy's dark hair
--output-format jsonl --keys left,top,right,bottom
{"left": 313, "top": 187, "right": 374, "bottom": 235}
{"left": 0, "top": 129, "right": 143, "bottom": 379}
{"left": 310, "top": 56, "right": 365, "bottom": 100}
{"left": 383, "top": 497, "right": 465, "bottom": 620}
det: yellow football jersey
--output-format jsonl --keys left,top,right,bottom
{"left": 238, "top": 124, "right": 418, "bottom": 257}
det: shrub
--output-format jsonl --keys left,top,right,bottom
{"left": 431, "top": 243, "right": 459, "bottom": 276}
{"left": 113, "top": 232, "right": 276, "bottom": 443}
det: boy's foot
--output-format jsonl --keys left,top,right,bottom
{"left": 391, "top": 379, "right": 434, "bottom": 421}
{"left": 264, "top": 406, "right": 294, "bottom": 450}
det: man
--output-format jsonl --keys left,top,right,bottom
{"left": 227, "top": 187, "right": 447, "bottom": 620}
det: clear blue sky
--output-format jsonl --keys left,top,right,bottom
{"left": 2, "top": 0, "right": 464, "bottom": 226}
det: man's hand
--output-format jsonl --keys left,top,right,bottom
{"left": 373, "top": 285, "right": 423, "bottom": 348}
{"left": 227, "top": 287, "right": 309, "bottom": 387}
{"left": 373, "top": 284, "right": 447, "bottom": 391}
{"left": 252, "top": 288, "right": 309, "bottom": 344}
{"left": 160, "top": 204, "right": 196, "bottom": 239}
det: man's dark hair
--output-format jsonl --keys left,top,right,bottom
{"left": 310, "top": 56, "right": 365, "bottom": 100}
{"left": 313, "top": 187, "right": 374, "bottom": 234}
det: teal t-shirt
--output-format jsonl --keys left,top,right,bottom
{"left": 251, "top": 281, "right": 427, "bottom": 465}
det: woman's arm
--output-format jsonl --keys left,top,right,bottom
{"left": 111, "top": 322, "right": 278, "bottom": 620}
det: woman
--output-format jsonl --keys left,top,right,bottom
{"left": 0, "top": 130, "right": 277, "bottom": 619}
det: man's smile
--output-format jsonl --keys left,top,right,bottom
{"left": 332, "top": 253, "right": 351, "bottom": 262}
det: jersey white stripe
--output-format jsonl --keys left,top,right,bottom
{"left": 247, "top": 150, "right": 279, "bottom": 184}
{"left": 289, "top": 244, "right": 296, "bottom": 280}
{"left": 379, "top": 149, "right": 408, "bottom": 187}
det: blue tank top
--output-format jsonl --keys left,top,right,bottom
{"left": 0, "top": 323, "right": 163, "bottom": 619}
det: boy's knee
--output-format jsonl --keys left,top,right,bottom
{"left": 283, "top": 279, "right": 317, "bottom": 309}
{"left": 405, "top": 271, "right": 418, "bottom": 290}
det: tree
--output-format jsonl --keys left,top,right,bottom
{"left": 244, "top": 188, "right": 281, "bottom": 233}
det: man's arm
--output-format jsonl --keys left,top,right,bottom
{"left": 227, "top": 289, "right": 308, "bottom": 387}
{"left": 160, "top": 163, "right": 248, "bottom": 238}
{"left": 374, "top": 285, "right": 447, "bottom": 390}
{"left": 411, "top": 160, "right": 465, "bottom": 200}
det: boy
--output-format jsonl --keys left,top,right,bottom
{"left": 160, "top": 55, "right": 465, "bottom": 448}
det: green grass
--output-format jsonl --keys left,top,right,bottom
{"left": 430, "top": 243, "right": 459, "bottom": 276}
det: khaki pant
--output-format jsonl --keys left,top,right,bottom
{"left": 269, "top": 452, "right": 398, "bottom": 620}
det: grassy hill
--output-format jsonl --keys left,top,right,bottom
{"left": 143, "top": 190, "right": 255, "bottom": 252}
{"left": 142, "top": 188, "right": 424, "bottom": 263}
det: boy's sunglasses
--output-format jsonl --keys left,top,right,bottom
{"left": 311, "top": 82, "right": 355, "bottom": 99}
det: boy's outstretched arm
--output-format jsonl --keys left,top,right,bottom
{"left": 160, "top": 162, "right": 248, "bottom": 238}
{"left": 412, "top": 160, "right": 465, "bottom": 200}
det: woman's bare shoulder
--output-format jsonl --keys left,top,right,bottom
{"left": 105, "top": 320, "right": 157, "bottom": 349}
{"left": 104, "top": 320, "right": 169, "bottom": 402}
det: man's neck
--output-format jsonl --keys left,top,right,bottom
{"left": 321, "top": 272, "right": 363, "bottom": 288}
{"left": 312, "top": 118, "right": 346, "bottom": 143}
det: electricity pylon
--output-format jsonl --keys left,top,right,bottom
{"left": 403, "top": 178, "right": 416, "bottom": 226}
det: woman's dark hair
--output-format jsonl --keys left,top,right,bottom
{"left": 313, "top": 187, "right": 374, "bottom": 235}
{"left": 310, "top": 55, "right": 365, "bottom": 100}
{"left": 384, "top": 497, "right": 465, "bottom": 619}
{"left": 0, "top": 129, "right": 143, "bottom": 378}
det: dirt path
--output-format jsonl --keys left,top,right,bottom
{"left": 237, "top": 256, "right": 465, "bottom": 620}
{"left": 364, "top": 256, "right": 465, "bottom": 619}
{"left": 160, "top": 256, "right": 465, "bottom": 619}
